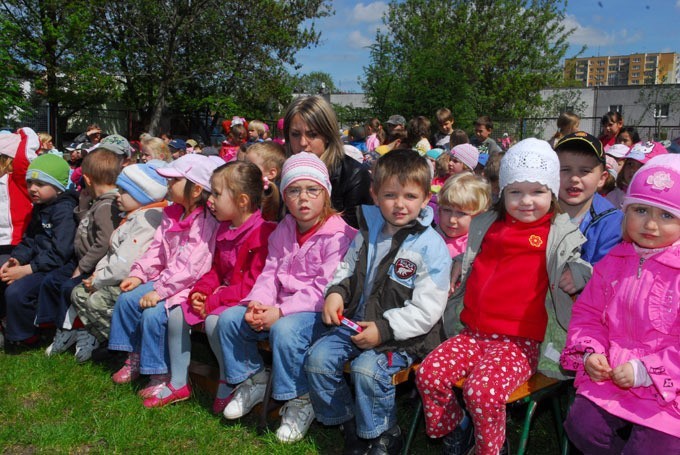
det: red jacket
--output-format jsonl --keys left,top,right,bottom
{"left": 184, "top": 210, "right": 276, "bottom": 325}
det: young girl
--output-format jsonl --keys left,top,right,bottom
{"left": 220, "top": 117, "right": 247, "bottom": 162}
{"left": 143, "top": 161, "right": 277, "bottom": 410}
{"left": 548, "top": 111, "right": 580, "bottom": 149}
{"left": 599, "top": 111, "right": 623, "bottom": 149}
{"left": 561, "top": 154, "right": 680, "bottom": 453}
{"left": 365, "top": 117, "right": 384, "bottom": 153}
{"left": 244, "top": 141, "right": 286, "bottom": 221}
{"left": 610, "top": 141, "right": 670, "bottom": 209}
{"left": 415, "top": 139, "right": 592, "bottom": 455}
{"left": 436, "top": 173, "right": 491, "bottom": 259}
{"left": 216, "top": 152, "right": 356, "bottom": 443}
{"left": 108, "top": 154, "right": 221, "bottom": 398}
{"left": 407, "top": 116, "right": 432, "bottom": 156}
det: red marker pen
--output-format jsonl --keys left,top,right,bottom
{"left": 338, "top": 312, "right": 363, "bottom": 333}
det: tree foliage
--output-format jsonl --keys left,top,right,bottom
{"left": 293, "top": 71, "right": 337, "bottom": 94}
{"left": 361, "top": 0, "right": 575, "bottom": 126}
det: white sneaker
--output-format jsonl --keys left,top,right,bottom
{"left": 276, "top": 394, "right": 315, "bottom": 443}
{"left": 223, "top": 370, "right": 270, "bottom": 419}
{"left": 45, "top": 329, "right": 78, "bottom": 356}
{"left": 74, "top": 330, "right": 100, "bottom": 363}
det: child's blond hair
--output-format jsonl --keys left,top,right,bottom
{"left": 246, "top": 142, "right": 286, "bottom": 179}
{"left": 248, "top": 120, "right": 266, "bottom": 139}
{"left": 438, "top": 173, "right": 491, "bottom": 215}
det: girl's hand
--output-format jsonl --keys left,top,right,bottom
{"left": 449, "top": 261, "right": 462, "bottom": 295}
{"left": 139, "top": 290, "right": 161, "bottom": 309}
{"left": 322, "top": 293, "right": 344, "bottom": 325}
{"left": 190, "top": 292, "right": 207, "bottom": 317}
{"left": 611, "top": 362, "right": 635, "bottom": 389}
{"left": 244, "top": 301, "right": 260, "bottom": 327}
{"left": 247, "top": 302, "right": 280, "bottom": 331}
{"left": 585, "top": 353, "right": 612, "bottom": 382}
{"left": 1, "top": 263, "right": 32, "bottom": 285}
{"left": 558, "top": 266, "right": 577, "bottom": 294}
{"left": 351, "top": 321, "right": 381, "bottom": 349}
{"left": 120, "top": 277, "right": 142, "bottom": 292}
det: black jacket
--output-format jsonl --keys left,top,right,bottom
{"left": 329, "top": 155, "right": 372, "bottom": 229}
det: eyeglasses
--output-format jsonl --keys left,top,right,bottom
{"left": 284, "top": 186, "right": 324, "bottom": 199}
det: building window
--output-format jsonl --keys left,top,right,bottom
{"left": 633, "top": 65, "right": 640, "bottom": 70}
{"left": 633, "top": 57, "right": 641, "bottom": 63}
{"left": 654, "top": 104, "right": 670, "bottom": 118}
{"left": 632, "top": 72, "right": 640, "bottom": 77}
{"left": 632, "top": 80, "right": 640, "bottom": 85}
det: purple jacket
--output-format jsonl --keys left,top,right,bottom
{"left": 243, "top": 214, "right": 356, "bottom": 315}
{"left": 129, "top": 204, "right": 218, "bottom": 310}
{"left": 561, "top": 241, "right": 680, "bottom": 437}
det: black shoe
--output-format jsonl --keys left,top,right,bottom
{"left": 441, "top": 422, "right": 474, "bottom": 455}
{"left": 367, "top": 424, "right": 403, "bottom": 455}
{"left": 341, "top": 418, "right": 372, "bottom": 455}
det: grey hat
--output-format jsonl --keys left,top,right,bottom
{"left": 97, "top": 134, "right": 132, "bottom": 157}
{"left": 386, "top": 115, "right": 406, "bottom": 126}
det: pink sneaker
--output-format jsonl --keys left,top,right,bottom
{"left": 212, "top": 380, "right": 233, "bottom": 414}
{"left": 112, "top": 353, "right": 140, "bottom": 384}
{"left": 138, "top": 374, "right": 170, "bottom": 399}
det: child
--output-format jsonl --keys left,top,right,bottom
{"left": 217, "top": 152, "right": 356, "bottom": 443}
{"left": 416, "top": 139, "right": 591, "bottom": 455}
{"left": 433, "top": 108, "right": 455, "bottom": 149}
{"left": 561, "top": 154, "right": 680, "bottom": 453}
{"left": 448, "top": 143, "right": 479, "bottom": 176}
{"left": 168, "top": 139, "right": 187, "bottom": 160}
{"left": 306, "top": 149, "right": 452, "bottom": 454}
{"left": 437, "top": 173, "right": 491, "bottom": 259}
{"left": 375, "top": 129, "right": 407, "bottom": 157}
{"left": 406, "top": 116, "right": 432, "bottom": 156}
{"left": 221, "top": 119, "right": 247, "bottom": 162}
{"left": 37, "top": 132, "right": 54, "bottom": 155}
{"left": 613, "top": 141, "right": 670, "bottom": 210}
{"left": 548, "top": 111, "right": 580, "bottom": 149}
{"left": 0, "top": 128, "right": 39, "bottom": 260}
{"left": 365, "top": 118, "right": 384, "bottom": 153}
{"left": 244, "top": 141, "right": 286, "bottom": 221}
{"left": 143, "top": 161, "right": 277, "bottom": 410}
{"left": 470, "top": 115, "right": 502, "bottom": 160}
{"left": 69, "top": 162, "right": 168, "bottom": 362}
{"left": 247, "top": 120, "right": 266, "bottom": 144}
{"left": 599, "top": 111, "right": 623, "bottom": 149}
{"left": 347, "top": 125, "right": 367, "bottom": 155}
{"left": 41, "top": 149, "right": 122, "bottom": 355}
{"left": 555, "top": 132, "right": 624, "bottom": 264}
{"left": 108, "top": 154, "right": 221, "bottom": 398}
{"left": 1, "top": 154, "right": 78, "bottom": 350}
{"left": 616, "top": 126, "right": 640, "bottom": 148}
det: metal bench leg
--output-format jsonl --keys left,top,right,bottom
{"left": 402, "top": 398, "right": 423, "bottom": 455}
{"left": 516, "top": 400, "right": 538, "bottom": 455}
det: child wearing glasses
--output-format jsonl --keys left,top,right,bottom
{"left": 216, "top": 152, "right": 356, "bottom": 443}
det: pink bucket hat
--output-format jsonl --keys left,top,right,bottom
{"left": 605, "top": 143, "right": 630, "bottom": 159}
{"left": 623, "top": 154, "right": 680, "bottom": 219}
{"left": 450, "top": 144, "right": 480, "bottom": 171}
{"left": 625, "top": 141, "right": 668, "bottom": 165}
{"left": 156, "top": 154, "right": 224, "bottom": 192}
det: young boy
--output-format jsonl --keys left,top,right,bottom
{"left": 69, "top": 162, "right": 168, "bottom": 362}
{"left": 305, "top": 149, "right": 452, "bottom": 454}
{"left": 555, "top": 132, "right": 623, "bottom": 264}
{"left": 432, "top": 107, "right": 455, "bottom": 150}
{"left": 470, "top": 115, "right": 502, "bottom": 163}
{"left": 41, "top": 149, "right": 122, "bottom": 355}
{"left": 1, "top": 154, "right": 79, "bottom": 351}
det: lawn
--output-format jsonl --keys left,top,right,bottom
{"left": 0, "top": 349, "right": 565, "bottom": 454}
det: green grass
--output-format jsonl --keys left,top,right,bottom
{"left": 0, "top": 350, "right": 565, "bottom": 454}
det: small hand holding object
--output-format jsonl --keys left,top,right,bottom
{"left": 351, "top": 321, "right": 381, "bottom": 350}
{"left": 120, "top": 276, "right": 142, "bottom": 292}
{"left": 611, "top": 362, "right": 635, "bottom": 389}
{"left": 139, "top": 290, "right": 161, "bottom": 309}
{"left": 584, "top": 353, "right": 612, "bottom": 382}
{"left": 322, "top": 293, "right": 344, "bottom": 325}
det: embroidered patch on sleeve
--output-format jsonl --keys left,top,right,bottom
{"left": 394, "top": 258, "right": 417, "bottom": 279}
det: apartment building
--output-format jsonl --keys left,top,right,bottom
{"left": 564, "top": 52, "right": 679, "bottom": 87}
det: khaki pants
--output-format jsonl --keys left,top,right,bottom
{"left": 71, "top": 284, "right": 122, "bottom": 342}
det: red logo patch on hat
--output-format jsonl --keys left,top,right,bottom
{"left": 394, "top": 258, "right": 417, "bottom": 279}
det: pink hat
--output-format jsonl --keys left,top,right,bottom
{"left": 156, "top": 154, "right": 224, "bottom": 192}
{"left": 605, "top": 143, "right": 629, "bottom": 159}
{"left": 0, "top": 127, "right": 39, "bottom": 161}
{"left": 623, "top": 154, "right": 680, "bottom": 219}
{"left": 625, "top": 141, "right": 668, "bottom": 165}
{"left": 280, "top": 152, "right": 331, "bottom": 195}
{"left": 450, "top": 144, "right": 479, "bottom": 171}
{"left": 277, "top": 118, "right": 285, "bottom": 131}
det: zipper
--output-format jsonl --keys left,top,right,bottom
{"left": 637, "top": 257, "right": 645, "bottom": 279}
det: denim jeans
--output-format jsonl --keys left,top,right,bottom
{"left": 108, "top": 281, "right": 169, "bottom": 375}
{"left": 305, "top": 326, "right": 414, "bottom": 439}
{"left": 217, "top": 305, "right": 327, "bottom": 401}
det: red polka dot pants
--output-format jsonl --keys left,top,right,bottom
{"left": 415, "top": 329, "right": 539, "bottom": 455}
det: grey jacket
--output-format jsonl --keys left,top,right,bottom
{"left": 74, "top": 190, "right": 121, "bottom": 274}
{"left": 442, "top": 211, "right": 592, "bottom": 379}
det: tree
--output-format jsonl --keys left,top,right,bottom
{"left": 92, "top": 0, "right": 331, "bottom": 134}
{"left": 630, "top": 80, "right": 680, "bottom": 140}
{"left": 293, "top": 71, "right": 338, "bottom": 94}
{"left": 0, "top": 0, "right": 119, "bottom": 142}
{"left": 361, "top": 0, "right": 575, "bottom": 127}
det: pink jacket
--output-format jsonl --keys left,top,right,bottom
{"left": 243, "top": 214, "right": 356, "bottom": 315}
{"left": 129, "top": 204, "right": 218, "bottom": 310}
{"left": 561, "top": 241, "right": 680, "bottom": 437}
{"left": 184, "top": 210, "right": 276, "bottom": 325}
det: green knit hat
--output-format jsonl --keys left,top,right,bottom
{"left": 26, "top": 154, "right": 70, "bottom": 191}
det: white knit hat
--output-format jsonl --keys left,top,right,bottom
{"left": 500, "top": 138, "right": 560, "bottom": 197}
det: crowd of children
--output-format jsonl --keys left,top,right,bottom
{"left": 0, "top": 100, "right": 678, "bottom": 454}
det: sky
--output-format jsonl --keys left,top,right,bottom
{"left": 293, "top": 0, "right": 680, "bottom": 93}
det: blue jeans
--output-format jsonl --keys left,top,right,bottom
{"left": 217, "top": 306, "right": 327, "bottom": 401}
{"left": 305, "top": 326, "right": 414, "bottom": 439}
{"left": 108, "top": 281, "right": 169, "bottom": 375}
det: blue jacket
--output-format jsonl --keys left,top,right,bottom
{"left": 12, "top": 190, "right": 78, "bottom": 272}
{"left": 579, "top": 193, "right": 623, "bottom": 265}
